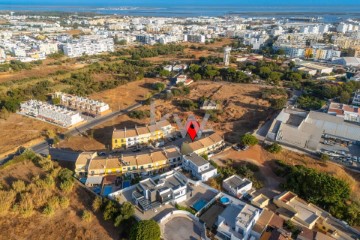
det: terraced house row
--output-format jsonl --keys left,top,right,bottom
{"left": 111, "top": 120, "right": 175, "bottom": 149}
{"left": 74, "top": 147, "right": 182, "bottom": 177}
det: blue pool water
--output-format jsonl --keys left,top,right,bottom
{"left": 192, "top": 199, "right": 207, "bottom": 212}
{"left": 102, "top": 185, "right": 113, "bottom": 196}
{"left": 79, "top": 178, "right": 86, "bottom": 184}
{"left": 220, "top": 196, "right": 230, "bottom": 204}
{"left": 122, "top": 180, "right": 131, "bottom": 189}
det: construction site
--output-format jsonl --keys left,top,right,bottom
{"left": 19, "top": 100, "right": 84, "bottom": 128}
{"left": 54, "top": 92, "right": 110, "bottom": 116}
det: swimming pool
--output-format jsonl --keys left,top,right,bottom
{"left": 122, "top": 180, "right": 131, "bottom": 189}
{"left": 220, "top": 196, "right": 230, "bottom": 205}
{"left": 192, "top": 199, "right": 207, "bottom": 212}
{"left": 102, "top": 185, "right": 113, "bottom": 196}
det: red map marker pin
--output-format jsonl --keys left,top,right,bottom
{"left": 187, "top": 120, "right": 200, "bottom": 142}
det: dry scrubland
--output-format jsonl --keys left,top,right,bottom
{"left": 0, "top": 154, "right": 118, "bottom": 239}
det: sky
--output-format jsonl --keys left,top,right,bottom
{"left": 1, "top": 0, "right": 360, "bottom": 6}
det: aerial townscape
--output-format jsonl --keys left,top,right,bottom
{"left": 0, "top": 1, "right": 360, "bottom": 240}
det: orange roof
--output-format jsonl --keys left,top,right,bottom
{"left": 136, "top": 154, "right": 153, "bottom": 166}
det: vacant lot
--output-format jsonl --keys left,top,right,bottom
{"left": 0, "top": 114, "right": 62, "bottom": 158}
{"left": 212, "top": 145, "right": 360, "bottom": 202}
{"left": 0, "top": 159, "right": 119, "bottom": 240}
{"left": 157, "top": 81, "right": 272, "bottom": 143}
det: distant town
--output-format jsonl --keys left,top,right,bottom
{"left": 0, "top": 9, "right": 359, "bottom": 240}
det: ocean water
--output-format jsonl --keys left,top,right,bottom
{"left": 0, "top": 4, "right": 359, "bottom": 21}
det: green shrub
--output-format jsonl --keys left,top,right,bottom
{"left": 12, "top": 180, "right": 26, "bottom": 193}
{"left": 42, "top": 204, "right": 55, "bottom": 216}
{"left": 240, "top": 134, "right": 258, "bottom": 146}
{"left": 266, "top": 143, "right": 282, "bottom": 153}
{"left": 81, "top": 210, "right": 93, "bottom": 222}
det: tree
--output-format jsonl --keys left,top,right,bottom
{"left": 130, "top": 220, "right": 161, "bottom": 240}
{"left": 270, "top": 97, "right": 287, "bottom": 110}
{"left": 153, "top": 82, "right": 165, "bottom": 92}
{"left": 340, "top": 92, "right": 350, "bottom": 104}
{"left": 92, "top": 196, "right": 103, "bottom": 212}
{"left": 114, "top": 202, "right": 135, "bottom": 227}
{"left": 159, "top": 70, "right": 170, "bottom": 78}
{"left": 259, "top": 66, "right": 271, "bottom": 79}
{"left": 193, "top": 73, "right": 202, "bottom": 81}
{"left": 240, "top": 134, "right": 258, "bottom": 146}
{"left": 266, "top": 143, "right": 282, "bottom": 153}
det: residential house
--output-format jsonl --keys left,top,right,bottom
{"left": 181, "top": 132, "right": 225, "bottom": 155}
{"left": 182, "top": 153, "right": 217, "bottom": 181}
{"left": 274, "top": 191, "right": 360, "bottom": 239}
{"left": 216, "top": 201, "right": 261, "bottom": 240}
{"left": 222, "top": 175, "right": 252, "bottom": 198}
{"left": 112, "top": 120, "right": 174, "bottom": 149}
{"left": 131, "top": 171, "right": 189, "bottom": 211}
{"left": 74, "top": 152, "right": 97, "bottom": 176}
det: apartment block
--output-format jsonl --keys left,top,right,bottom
{"left": 63, "top": 35, "right": 114, "bottom": 57}
{"left": 54, "top": 92, "right": 110, "bottom": 116}
{"left": 112, "top": 120, "right": 174, "bottom": 149}
{"left": 19, "top": 100, "right": 83, "bottom": 127}
{"left": 181, "top": 132, "right": 225, "bottom": 156}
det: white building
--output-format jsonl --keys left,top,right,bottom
{"left": 352, "top": 90, "right": 360, "bottom": 105}
{"left": 224, "top": 46, "right": 231, "bottom": 66}
{"left": 131, "top": 171, "right": 189, "bottom": 211}
{"left": 182, "top": 153, "right": 217, "bottom": 182}
{"left": 19, "top": 100, "right": 83, "bottom": 127}
{"left": 216, "top": 200, "right": 261, "bottom": 240}
{"left": 222, "top": 175, "right": 252, "bottom": 198}
{"left": 38, "top": 42, "right": 58, "bottom": 55}
{"left": 184, "top": 34, "right": 206, "bottom": 43}
{"left": 63, "top": 36, "right": 114, "bottom": 58}
{"left": 328, "top": 102, "right": 360, "bottom": 123}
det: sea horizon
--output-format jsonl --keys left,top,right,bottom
{"left": 0, "top": 3, "right": 360, "bottom": 20}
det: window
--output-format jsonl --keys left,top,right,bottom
{"left": 133, "top": 166, "right": 136, "bottom": 170}
{"left": 148, "top": 165, "right": 152, "bottom": 168}
{"left": 140, "top": 166, "right": 144, "bottom": 169}
{"left": 115, "top": 139, "right": 117, "bottom": 143}
{"left": 128, "top": 167, "right": 131, "bottom": 171}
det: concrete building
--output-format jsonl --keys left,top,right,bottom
{"left": 182, "top": 153, "right": 217, "bottom": 181}
{"left": 54, "top": 92, "right": 110, "bottom": 116}
{"left": 352, "top": 90, "right": 360, "bottom": 105}
{"left": 274, "top": 191, "right": 360, "bottom": 239}
{"left": 222, "top": 175, "right": 252, "bottom": 198}
{"left": 327, "top": 102, "right": 360, "bottom": 123}
{"left": 181, "top": 132, "right": 225, "bottom": 156}
{"left": 74, "top": 146, "right": 182, "bottom": 177}
{"left": 224, "top": 46, "right": 231, "bottom": 67}
{"left": 267, "top": 109, "right": 360, "bottom": 151}
{"left": 332, "top": 57, "right": 360, "bottom": 67}
{"left": 131, "top": 171, "right": 189, "bottom": 211}
{"left": 112, "top": 120, "right": 175, "bottom": 149}
{"left": 63, "top": 35, "right": 114, "bottom": 58}
{"left": 19, "top": 100, "right": 83, "bottom": 127}
{"left": 184, "top": 34, "right": 206, "bottom": 43}
{"left": 216, "top": 201, "right": 261, "bottom": 240}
